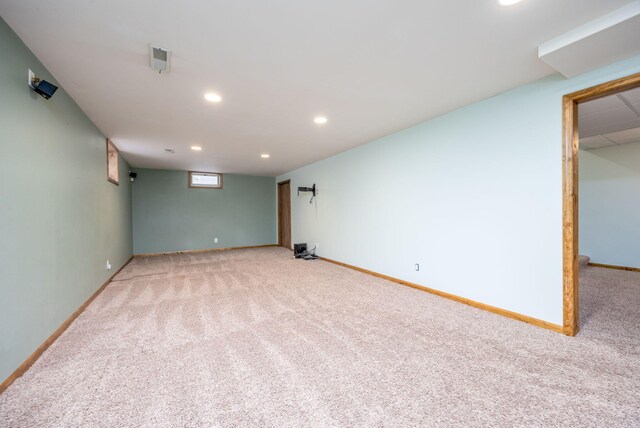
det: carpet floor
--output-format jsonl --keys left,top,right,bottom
{"left": 1, "top": 247, "right": 639, "bottom": 427}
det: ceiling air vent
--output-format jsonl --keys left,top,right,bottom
{"left": 149, "top": 45, "right": 170, "bottom": 74}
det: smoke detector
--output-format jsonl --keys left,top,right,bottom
{"left": 149, "top": 45, "right": 171, "bottom": 74}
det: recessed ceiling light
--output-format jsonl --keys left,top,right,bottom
{"left": 498, "top": 0, "right": 523, "bottom": 6}
{"left": 314, "top": 116, "right": 328, "bottom": 125}
{"left": 261, "top": 154, "right": 270, "bottom": 158}
{"left": 204, "top": 92, "right": 222, "bottom": 102}
{"left": 191, "top": 146, "right": 202, "bottom": 151}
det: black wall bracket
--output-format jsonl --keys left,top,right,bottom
{"left": 298, "top": 184, "right": 317, "bottom": 203}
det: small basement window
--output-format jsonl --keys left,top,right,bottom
{"left": 189, "top": 171, "right": 223, "bottom": 189}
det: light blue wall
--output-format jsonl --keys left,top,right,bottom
{"left": 132, "top": 168, "right": 276, "bottom": 254}
{"left": 580, "top": 143, "right": 640, "bottom": 268}
{"left": 0, "top": 18, "right": 133, "bottom": 382}
{"left": 278, "top": 55, "right": 640, "bottom": 326}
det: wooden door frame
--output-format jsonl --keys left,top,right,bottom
{"left": 277, "top": 179, "right": 291, "bottom": 248}
{"left": 562, "top": 72, "right": 640, "bottom": 336}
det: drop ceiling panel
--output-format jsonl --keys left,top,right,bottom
{"left": 579, "top": 82, "right": 640, "bottom": 145}
{"left": 578, "top": 94, "right": 627, "bottom": 116}
{"left": 579, "top": 107, "right": 640, "bottom": 137}
{"left": 604, "top": 126, "right": 640, "bottom": 144}
{"left": 579, "top": 135, "right": 616, "bottom": 149}
{"left": 622, "top": 87, "right": 640, "bottom": 103}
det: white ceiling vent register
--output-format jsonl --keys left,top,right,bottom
{"left": 149, "top": 45, "right": 171, "bottom": 74}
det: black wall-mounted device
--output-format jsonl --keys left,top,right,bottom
{"left": 129, "top": 171, "right": 138, "bottom": 182}
{"left": 32, "top": 79, "right": 58, "bottom": 100}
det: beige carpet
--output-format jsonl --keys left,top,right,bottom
{"left": 1, "top": 247, "right": 639, "bottom": 427}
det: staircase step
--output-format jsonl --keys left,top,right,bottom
{"left": 579, "top": 255, "right": 590, "bottom": 269}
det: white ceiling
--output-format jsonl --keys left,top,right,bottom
{"left": 579, "top": 87, "right": 640, "bottom": 149}
{"left": 539, "top": 1, "right": 640, "bottom": 78}
{"left": 0, "top": 0, "right": 634, "bottom": 176}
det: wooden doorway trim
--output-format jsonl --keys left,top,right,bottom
{"left": 562, "top": 72, "right": 640, "bottom": 336}
{"left": 277, "top": 180, "right": 292, "bottom": 249}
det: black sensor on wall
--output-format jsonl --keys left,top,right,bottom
{"left": 29, "top": 72, "right": 58, "bottom": 100}
{"left": 33, "top": 80, "right": 58, "bottom": 99}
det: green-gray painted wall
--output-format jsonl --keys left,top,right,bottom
{"left": 132, "top": 169, "right": 276, "bottom": 254}
{"left": 0, "top": 18, "right": 133, "bottom": 383}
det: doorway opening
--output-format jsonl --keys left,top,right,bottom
{"left": 562, "top": 72, "right": 640, "bottom": 336}
{"left": 278, "top": 180, "right": 292, "bottom": 249}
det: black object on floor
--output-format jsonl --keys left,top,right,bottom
{"left": 294, "top": 243, "right": 307, "bottom": 259}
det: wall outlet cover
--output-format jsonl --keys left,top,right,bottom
{"left": 214, "top": 237, "right": 219, "bottom": 243}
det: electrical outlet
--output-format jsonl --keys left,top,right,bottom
{"left": 315, "top": 243, "right": 319, "bottom": 250}
{"left": 28, "top": 69, "right": 35, "bottom": 87}
{"left": 214, "top": 237, "right": 219, "bottom": 244}
{"left": 415, "top": 263, "right": 420, "bottom": 271}
{"left": 106, "top": 260, "right": 112, "bottom": 270}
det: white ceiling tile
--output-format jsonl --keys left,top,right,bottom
{"left": 620, "top": 87, "right": 640, "bottom": 104}
{"left": 578, "top": 94, "right": 626, "bottom": 117}
{"left": 579, "top": 107, "right": 640, "bottom": 137}
{"left": 604, "top": 126, "right": 640, "bottom": 145}
{"left": 579, "top": 135, "right": 616, "bottom": 149}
